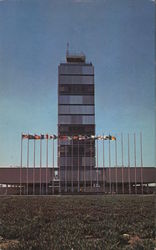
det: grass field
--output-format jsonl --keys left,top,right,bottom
{"left": 0, "top": 195, "right": 155, "bottom": 250}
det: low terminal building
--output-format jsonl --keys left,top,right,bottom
{"left": 0, "top": 166, "right": 155, "bottom": 195}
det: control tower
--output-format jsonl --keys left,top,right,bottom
{"left": 58, "top": 49, "right": 95, "bottom": 192}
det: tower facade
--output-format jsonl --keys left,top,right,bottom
{"left": 58, "top": 51, "right": 95, "bottom": 191}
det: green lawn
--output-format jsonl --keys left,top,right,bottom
{"left": 0, "top": 195, "right": 155, "bottom": 250}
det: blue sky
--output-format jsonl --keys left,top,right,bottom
{"left": 0, "top": 0, "right": 155, "bottom": 167}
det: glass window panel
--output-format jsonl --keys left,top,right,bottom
{"left": 82, "top": 157, "right": 95, "bottom": 166}
{"left": 59, "top": 146, "right": 95, "bottom": 157}
{"left": 58, "top": 96, "right": 69, "bottom": 104}
{"left": 83, "top": 96, "right": 94, "bottom": 104}
{"left": 70, "top": 96, "right": 83, "bottom": 104}
{"left": 58, "top": 116, "right": 70, "bottom": 124}
{"left": 82, "top": 66, "right": 94, "bottom": 75}
{"left": 59, "top": 140, "right": 72, "bottom": 145}
{"left": 58, "top": 115, "right": 95, "bottom": 124}
{"left": 59, "top": 95, "right": 94, "bottom": 105}
{"left": 82, "top": 116, "right": 95, "bottom": 124}
{"left": 58, "top": 124, "right": 95, "bottom": 136}
{"left": 59, "top": 65, "right": 94, "bottom": 75}
{"left": 59, "top": 105, "right": 94, "bottom": 115}
{"left": 71, "top": 116, "right": 83, "bottom": 124}
{"left": 59, "top": 84, "right": 94, "bottom": 95}
{"left": 59, "top": 157, "right": 95, "bottom": 167}
{"left": 59, "top": 75, "right": 94, "bottom": 85}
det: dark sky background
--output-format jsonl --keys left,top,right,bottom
{"left": 0, "top": 0, "right": 155, "bottom": 167}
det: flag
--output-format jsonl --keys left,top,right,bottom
{"left": 91, "top": 135, "right": 98, "bottom": 140}
{"left": 87, "top": 136, "right": 92, "bottom": 140}
{"left": 104, "top": 135, "right": 110, "bottom": 140}
{"left": 59, "top": 135, "right": 67, "bottom": 140}
{"left": 22, "top": 134, "right": 28, "bottom": 139}
{"left": 111, "top": 136, "right": 116, "bottom": 141}
{"left": 79, "top": 135, "right": 86, "bottom": 140}
{"left": 54, "top": 135, "right": 57, "bottom": 140}
{"left": 34, "top": 134, "right": 41, "bottom": 140}
{"left": 85, "top": 136, "right": 90, "bottom": 140}
{"left": 40, "top": 134, "right": 45, "bottom": 140}
{"left": 97, "top": 135, "right": 103, "bottom": 140}
{"left": 73, "top": 136, "right": 79, "bottom": 140}
{"left": 50, "top": 134, "right": 57, "bottom": 140}
{"left": 28, "top": 135, "right": 35, "bottom": 140}
{"left": 45, "top": 134, "right": 49, "bottom": 139}
{"left": 68, "top": 136, "right": 72, "bottom": 140}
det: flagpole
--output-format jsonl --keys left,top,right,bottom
{"left": 134, "top": 133, "right": 137, "bottom": 194}
{"left": 20, "top": 133, "right": 23, "bottom": 195}
{"left": 103, "top": 135, "right": 105, "bottom": 193}
{"left": 121, "top": 133, "right": 124, "bottom": 194}
{"left": 27, "top": 138, "right": 29, "bottom": 195}
{"left": 52, "top": 138, "right": 54, "bottom": 194}
{"left": 40, "top": 136, "right": 42, "bottom": 195}
{"left": 46, "top": 136, "right": 48, "bottom": 195}
{"left": 57, "top": 137, "right": 61, "bottom": 193}
{"left": 115, "top": 138, "right": 118, "bottom": 194}
{"left": 65, "top": 140, "right": 67, "bottom": 193}
{"left": 90, "top": 139, "right": 92, "bottom": 192}
{"left": 140, "top": 132, "right": 143, "bottom": 194}
{"left": 109, "top": 138, "right": 111, "bottom": 194}
{"left": 78, "top": 139, "right": 80, "bottom": 192}
{"left": 33, "top": 138, "right": 36, "bottom": 195}
{"left": 128, "top": 133, "right": 131, "bottom": 194}
{"left": 71, "top": 138, "right": 73, "bottom": 193}
{"left": 84, "top": 139, "right": 86, "bottom": 192}
{"left": 96, "top": 139, "right": 99, "bottom": 190}
{"left": 91, "top": 139, "right": 93, "bottom": 191}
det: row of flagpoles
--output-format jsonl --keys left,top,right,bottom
{"left": 22, "top": 134, "right": 116, "bottom": 141}
{"left": 20, "top": 132, "right": 143, "bottom": 195}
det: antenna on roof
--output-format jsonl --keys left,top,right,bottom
{"left": 66, "top": 42, "right": 69, "bottom": 56}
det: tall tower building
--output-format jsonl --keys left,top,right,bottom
{"left": 58, "top": 50, "right": 95, "bottom": 191}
